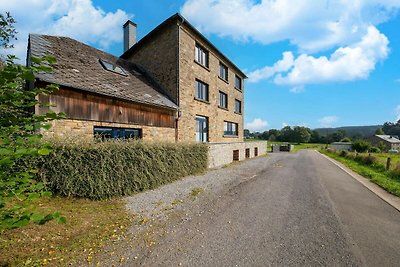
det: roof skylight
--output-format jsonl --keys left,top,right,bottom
{"left": 99, "top": 59, "right": 127, "bottom": 76}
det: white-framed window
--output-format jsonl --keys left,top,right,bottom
{"left": 224, "top": 121, "right": 238, "bottom": 136}
{"left": 195, "top": 43, "right": 209, "bottom": 67}
{"left": 235, "top": 99, "right": 242, "bottom": 113}
{"left": 196, "top": 115, "right": 208, "bottom": 143}
{"left": 195, "top": 79, "right": 209, "bottom": 101}
{"left": 235, "top": 75, "right": 242, "bottom": 90}
{"left": 219, "top": 91, "right": 228, "bottom": 109}
{"left": 219, "top": 62, "right": 228, "bottom": 81}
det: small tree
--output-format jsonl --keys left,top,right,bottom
{"left": 351, "top": 140, "right": 371, "bottom": 153}
{"left": 0, "top": 12, "right": 65, "bottom": 230}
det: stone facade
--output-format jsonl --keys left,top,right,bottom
{"left": 45, "top": 119, "right": 176, "bottom": 142}
{"left": 177, "top": 25, "right": 244, "bottom": 143}
{"left": 128, "top": 24, "right": 179, "bottom": 103}
{"left": 208, "top": 141, "right": 267, "bottom": 168}
{"left": 124, "top": 19, "right": 245, "bottom": 144}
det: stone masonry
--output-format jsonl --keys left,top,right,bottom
{"left": 45, "top": 119, "right": 176, "bottom": 142}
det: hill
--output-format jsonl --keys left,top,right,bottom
{"left": 314, "top": 125, "right": 382, "bottom": 138}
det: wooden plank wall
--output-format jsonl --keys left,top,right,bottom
{"left": 38, "top": 87, "right": 176, "bottom": 128}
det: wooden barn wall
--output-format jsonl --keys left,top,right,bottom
{"left": 38, "top": 87, "right": 176, "bottom": 128}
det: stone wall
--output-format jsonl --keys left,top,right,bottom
{"left": 178, "top": 25, "right": 245, "bottom": 143}
{"left": 127, "top": 24, "right": 179, "bottom": 103}
{"left": 208, "top": 141, "right": 267, "bottom": 168}
{"left": 44, "top": 119, "right": 176, "bottom": 142}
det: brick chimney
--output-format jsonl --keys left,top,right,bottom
{"left": 123, "top": 20, "right": 137, "bottom": 53}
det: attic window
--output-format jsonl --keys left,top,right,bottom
{"left": 99, "top": 59, "right": 127, "bottom": 76}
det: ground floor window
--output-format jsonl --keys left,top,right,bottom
{"left": 196, "top": 115, "right": 208, "bottom": 143}
{"left": 94, "top": 126, "right": 142, "bottom": 140}
{"left": 224, "top": 121, "right": 238, "bottom": 136}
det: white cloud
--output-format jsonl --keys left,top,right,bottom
{"left": 249, "top": 26, "right": 389, "bottom": 85}
{"left": 248, "top": 51, "right": 294, "bottom": 82}
{"left": 246, "top": 118, "right": 269, "bottom": 132}
{"left": 182, "top": 0, "right": 398, "bottom": 86}
{"left": 181, "top": 0, "right": 400, "bottom": 53}
{"left": 289, "top": 85, "right": 305, "bottom": 93}
{"left": 282, "top": 122, "right": 288, "bottom": 128}
{"left": 0, "top": 0, "right": 131, "bottom": 61}
{"left": 318, "top": 116, "right": 338, "bottom": 128}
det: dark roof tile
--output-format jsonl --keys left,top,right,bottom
{"left": 29, "top": 34, "right": 178, "bottom": 110}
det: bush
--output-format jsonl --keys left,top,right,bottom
{"left": 34, "top": 139, "right": 208, "bottom": 200}
{"left": 352, "top": 140, "right": 371, "bottom": 153}
{"left": 369, "top": 146, "right": 381, "bottom": 153}
{"left": 363, "top": 154, "right": 377, "bottom": 166}
{"left": 339, "top": 150, "right": 348, "bottom": 157}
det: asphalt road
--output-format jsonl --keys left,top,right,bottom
{"left": 134, "top": 150, "right": 400, "bottom": 267}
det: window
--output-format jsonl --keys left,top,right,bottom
{"left": 195, "top": 43, "right": 209, "bottom": 67}
{"left": 196, "top": 115, "right": 208, "bottom": 143}
{"left": 99, "top": 59, "right": 127, "bottom": 76}
{"left": 235, "top": 99, "right": 242, "bottom": 114}
{"left": 235, "top": 75, "right": 242, "bottom": 90}
{"left": 219, "top": 62, "right": 228, "bottom": 81}
{"left": 224, "top": 121, "right": 238, "bottom": 136}
{"left": 94, "top": 127, "right": 141, "bottom": 140}
{"left": 195, "top": 79, "right": 209, "bottom": 101}
{"left": 219, "top": 91, "right": 228, "bottom": 109}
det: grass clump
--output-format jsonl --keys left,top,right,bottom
{"left": 33, "top": 139, "right": 208, "bottom": 200}
{"left": 321, "top": 149, "right": 400, "bottom": 197}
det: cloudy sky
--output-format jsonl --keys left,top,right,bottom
{"left": 1, "top": 0, "right": 400, "bottom": 131}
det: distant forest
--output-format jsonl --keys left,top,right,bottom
{"left": 245, "top": 121, "right": 400, "bottom": 144}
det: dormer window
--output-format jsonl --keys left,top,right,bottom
{"left": 99, "top": 59, "right": 127, "bottom": 76}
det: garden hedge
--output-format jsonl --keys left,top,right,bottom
{"left": 35, "top": 139, "right": 208, "bottom": 200}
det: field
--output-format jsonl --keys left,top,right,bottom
{"left": 343, "top": 152, "right": 400, "bottom": 171}
{"left": 0, "top": 197, "right": 132, "bottom": 266}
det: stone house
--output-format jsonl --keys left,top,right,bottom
{"left": 28, "top": 13, "right": 245, "bottom": 143}
{"left": 121, "top": 13, "right": 246, "bottom": 143}
{"left": 28, "top": 13, "right": 266, "bottom": 167}
{"left": 369, "top": 135, "right": 400, "bottom": 151}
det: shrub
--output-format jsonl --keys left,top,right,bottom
{"left": 35, "top": 139, "right": 208, "bottom": 200}
{"left": 352, "top": 140, "right": 371, "bottom": 153}
{"left": 369, "top": 146, "right": 381, "bottom": 153}
{"left": 339, "top": 150, "right": 348, "bottom": 157}
{"left": 363, "top": 154, "right": 377, "bottom": 166}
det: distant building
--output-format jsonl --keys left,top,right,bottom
{"left": 331, "top": 142, "right": 352, "bottom": 151}
{"left": 369, "top": 135, "right": 400, "bottom": 151}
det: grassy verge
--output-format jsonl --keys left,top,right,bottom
{"left": 321, "top": 150, "right": 400, "bottom": 197}
{"left": 0, "top": 196, "right": 133, "bottom": 266}
{"left": 291, "top": 143, "right": 325, "bottom": 152}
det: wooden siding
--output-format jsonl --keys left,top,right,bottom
{"left": 38, "top": 87, "right": 176, "bottom": 128}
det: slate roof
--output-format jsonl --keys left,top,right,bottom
{"left": 28, "top": 34, "right": 178, "bottom": 110}
{"left": 375, "top": 135, "right": 400, "bottom": 143}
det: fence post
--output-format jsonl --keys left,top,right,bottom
{"left": 386, "top": 157, "right": 391, "bottom": 170}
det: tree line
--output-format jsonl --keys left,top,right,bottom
{"left": 244, "top": 122, "right": 399, "bottom": 144}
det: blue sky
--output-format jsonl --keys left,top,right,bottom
{"left": 2, "top": 0, "right": 400, "bottom": 131}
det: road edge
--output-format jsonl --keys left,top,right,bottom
{"left": 317, "top": 150, "right": 400, "bottom": 213}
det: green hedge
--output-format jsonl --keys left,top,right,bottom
{"left": 35, "top": 140, "right": 208, "bottom": 200}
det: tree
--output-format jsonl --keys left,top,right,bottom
{"left": 351, "top": 140, "right": 371, "bottom": 153}
{"left": 310, "top": 130, "right": 321, "bottom": 143}
{"left": 375, "top": 128, "right": 384, "bottom": 135}
{"left": 244, "top": 129, "right": 250, "bottom": 138}
{"left": 0, "top": 12, "right": 65, "bottom": 230}
{"left": 292, "top": 126, "right": 311, "bottom": 143}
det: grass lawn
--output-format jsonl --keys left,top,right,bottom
{"left": 291, "top": 143, "right": 326, "bottom": 152}
{"left": 0, "top": 197, "right": 133, "bottom": 266}
{"left": 321, "top": 150, "right": 400, "bottom": 197}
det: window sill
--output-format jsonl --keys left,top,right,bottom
{"left": 218, "top": 106, "right": 229, "bottom": 111}
{"left": 194, "top": 97, "right": 210, "bottom": 104}
{"left": 223, "top": 135, "right": 239, "bottom": 138}
{"left": 194, "top": 60, "right": 210, "bottom": 72}
{"left": 235, "top": 87, "right": 243, "bottom": 92}
{"left": 234, "top": 111, "right": 242, "bottom": 115}
{"left": 218, "top": 76, "right": 229, "bottom": 84}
